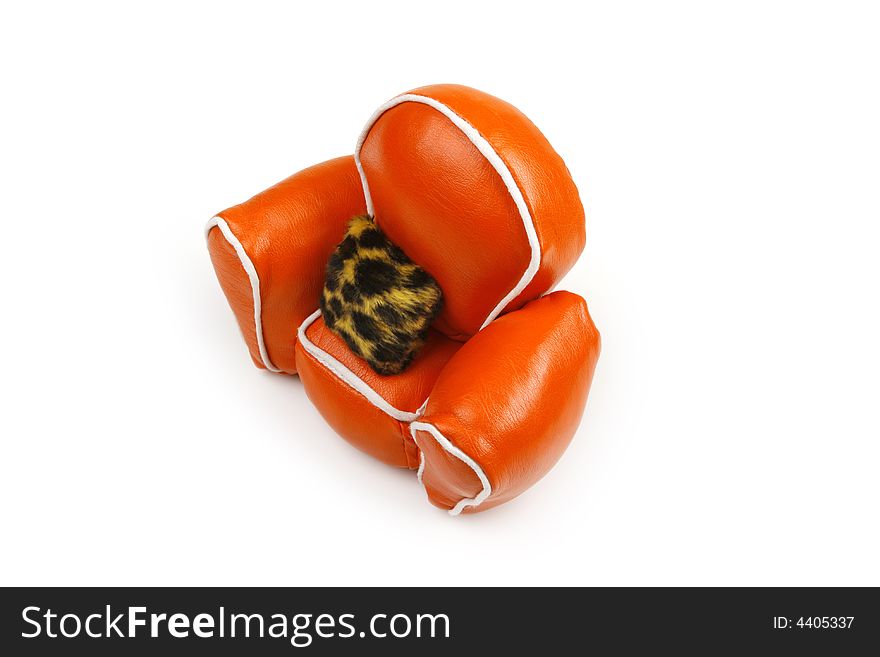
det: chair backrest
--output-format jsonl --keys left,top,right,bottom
{"left": 355, "top": 84, "right": 586, "bottom": 340}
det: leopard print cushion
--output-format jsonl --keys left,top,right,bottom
{"left": 320, "top": 215, "right": 443, "bottom": 375}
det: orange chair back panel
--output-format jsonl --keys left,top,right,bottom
{"left": 357, "top": 84, "right": 586, "bottom": 339}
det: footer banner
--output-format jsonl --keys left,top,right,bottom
{"left": 1, "top": 587, "right": 876, "bottom": 654}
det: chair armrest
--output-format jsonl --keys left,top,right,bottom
{"left": 411, "top": 291, "right": 600, "bottom": 514}
{"left": 206, "top": 156, "right": 365, "bottom": 373}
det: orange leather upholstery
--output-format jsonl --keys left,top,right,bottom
{"left": 360, "top": 84, "right": 586, "bottom": 339}
{"left": 296, "top": 317, "right": 461, "bottom": 468}
{"left": 207, "top": 156, "right": 365, "bottom": 374}
{"left": 412, "top": 292, "right": 600, "bottom": 514}
{"left": 207, "top": 85, "right": 601, "bottom": 514}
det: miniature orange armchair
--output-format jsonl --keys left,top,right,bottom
{"left": 206, "top": 84, "right": 600, "bottom": 514}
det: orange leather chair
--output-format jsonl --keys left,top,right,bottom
{"left": 206, "top": 84, "right": 601, "bottom": 514}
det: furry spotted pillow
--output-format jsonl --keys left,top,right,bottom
{"left": 320, "top": 215, "right": 443, "bottom": 375}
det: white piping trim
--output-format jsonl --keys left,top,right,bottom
{"left": 205, "top": 216, "right": 280, "bottom": 372}
{"left": 410, "top": 420, "right": 492, "bottom": 516}
{"left": 416, "top": 452, "right": 426, "bottom": 486}
{"left": 415, "top": 397, "right": 430, "bottom": 416}
{"left": 297, "top": 310, "right": 421, "bottom": 423}
{"left": 354, "top": 93, "right": 542, "bottom": 330}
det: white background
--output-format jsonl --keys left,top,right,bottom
{"left": 1, "top": 1, "right": 878, "bottom": 586}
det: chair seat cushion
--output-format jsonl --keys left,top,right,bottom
{"left": 295, "top": 311, "right": 461, "bottom": 468}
